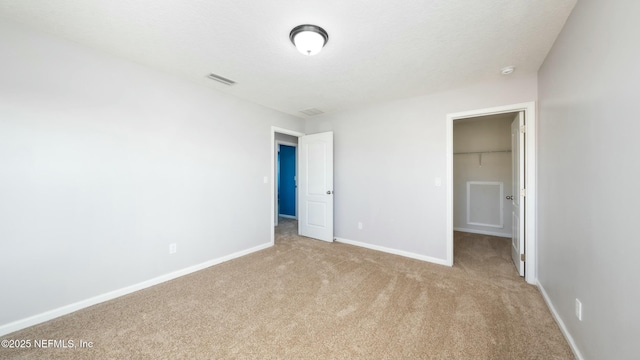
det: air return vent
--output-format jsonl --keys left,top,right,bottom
{"left": 206, "top": 73, "right": 236, "bottom": 86}
{"left": 300, "top": 108, "right": 324, "bottom": 116}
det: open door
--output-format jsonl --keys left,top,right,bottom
{"left": 511, "top": 112, "right": 525, "bottom": 276}
{"left": 298, "top": 132, "right": 334, "bottom": 242}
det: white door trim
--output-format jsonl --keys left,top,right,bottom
{"left": 271, "top": 126, "right": 305, "bottom": 246}
{"left": 446, "top": 102, "right": 537, "bottom": 284}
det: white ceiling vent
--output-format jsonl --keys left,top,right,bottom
{"left": 300, "top": 108, "right": 324, "bottom": 116}
{"left": 206, "top": 73, "right": 236, "bottom": 86}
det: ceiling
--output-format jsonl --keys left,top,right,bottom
{"left": 0, "top": 0, "right": 576, "bottom": 118}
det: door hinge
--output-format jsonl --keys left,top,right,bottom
{"left": 521, "top": 253, "right": 526, "bottom": 262}
{"left": 520, "top": 188, "right": 526, "bottom": 197}
{"left": 520, "top": 125, "right": 526, "bottom": 133}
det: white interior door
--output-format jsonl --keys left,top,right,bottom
{"left": 298, "top": 132, "right": 334, "bottom": 242}
{"left": 511, "top": 112, "right": 526, "bottom": 276}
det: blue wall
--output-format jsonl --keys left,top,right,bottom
{"left": 278, "top": 145, "right": 296, "bottom": 217}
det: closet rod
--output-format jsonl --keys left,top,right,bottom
{"left": 453, "top": 150, "right": 511, "bottom": 155}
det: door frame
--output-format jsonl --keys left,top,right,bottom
{"left": 446, "top": 102, "right": 537, "bottom": 284}
{"left": 276, "top": 141, "right": 298, "bottom": 221}
{"left": 271, "top": 126, "right": 305, "bottom": 246}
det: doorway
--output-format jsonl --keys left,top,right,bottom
{"left": 446, "top": 102, "right": 537, "bottom": 284}
{"left": 272, "top": 128, "right": 303, "bottom": 231}
{"left": 270, "top": 127, "right": 335, "bottom": 245}
{"left": 277, "top": 143, "right": 297, "bottom": 220}
{"left": 452, "top": 112, "right": 525, "bottom": 276}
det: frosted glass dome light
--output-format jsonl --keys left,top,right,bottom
{"left": 290, "top": 25, "right": 329, "bottom": 56}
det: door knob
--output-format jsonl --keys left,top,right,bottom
{"left": 506, "top": 195, "right": 513, "bottom": 200}
{"left": 326, "top": 190, "right": 333, "bottom": 194}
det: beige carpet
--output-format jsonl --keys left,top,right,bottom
{"left": 0, "top": 219, "right": 574, "bottom": 359}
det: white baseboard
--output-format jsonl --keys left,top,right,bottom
{"left": 334, "top": 237, "right": 450, "bottom": 267}
{"left": 0, "top": 242, "right": 272, "bottom": 337}
{"left": 278, "top": 214, "right": 297, "bottom": 219}
{"left": 537, "top": 281, "right": 584, "bottom": 360}
{"left": 454, "top": 227, "right": 511, "bottom": 238}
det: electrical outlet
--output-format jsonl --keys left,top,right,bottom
{"left": 169, "top": 243, "right": 177, "bottom": 254}
{"left": 575, "top": 298, "right": 582, "bottom": 321}
{"left": 358, "top": 222, "right": 363, "bottom": 230}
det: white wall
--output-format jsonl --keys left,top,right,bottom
{"left": 305, "top": 74, "right": 537, "bottom": 262}
{"left": 0, "top": 21, "right": 303, "bottom": 331}
{"left": 454, "top": 115, "right": 513, "bottom": 237}
{"left": 537, "top": 0, "right": 640, "bottom": 359}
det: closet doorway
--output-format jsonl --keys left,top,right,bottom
{"left": 452, "top": 112, "right": 525, "bottom": 276}
{"left": 446, "top": 102, "right": 537, "bottom": 284}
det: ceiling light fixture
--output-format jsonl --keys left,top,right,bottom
{"left": 501, "top": 66, "right": 515, "bottom": 75}
{"left": 289, "top": 24, "right": 329, "bottom": 56}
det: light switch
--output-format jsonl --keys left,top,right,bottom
{"left": 435, "top": 177, "right": 442, "bottom": 187}
{"left": 263, "top": 176, "right": 268, "bottom": 184}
